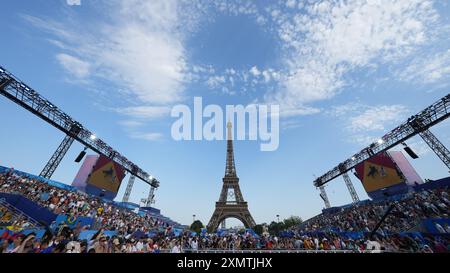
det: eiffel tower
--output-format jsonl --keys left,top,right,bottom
{"left": 207, "top": 121, "right": 256, "bottom": 232}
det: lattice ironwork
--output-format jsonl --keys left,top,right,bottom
{"left": 419, "top": 129, "right": 450, "bottom": 169}
{"left": 207, "top": 122, "right": 256, "bottom": 232}
{"left": 314, "top": 94, "right": 450, "bottom": 188}
{"left": 0, "top": 65, "right": 159, "bottom": 188}
{"left": 122, "top": 175, "right": 136, "bottom": 203}
{"left": 339, "top": 163, "right": 359, "bottom": 203}
{"left": 40, "top": 134, "right": 77, "bottom": 179}
{"left": 319, "top": 185, "right": 331, "bottom": 209}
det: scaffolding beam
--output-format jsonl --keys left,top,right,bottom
{"left": 145, "top": 186, "right": 156, "bottom": 207}
{"left": 122, "top": 175, "right": 136, "bottom": 203}
{"left": 342, "top": 172, "right": 360, "bottom": 203}
{"left": 0, "top": 65, "right": 159, "bottom": 188}
{"left": 314, "top": 94, "right": 450, "bottom": 188}
{"left": 319, "top": 185, "right": 331, "bottom": 209}
{"left": 338, "top": 163, "right": 360, "bottom": 203}
{"left": 419, "top": 129, "right": 450, "bottom": 170}
{"left": 40, "top": 134, "right": 75, "bottom": 179}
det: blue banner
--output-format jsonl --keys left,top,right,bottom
{"left": 51, "top": 215, "right": 94, "bottom": 230}
{"left": 422, "top": 218, "right": 450, "bottom": 234}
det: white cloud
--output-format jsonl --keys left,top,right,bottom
{"left": 265, "top": 0, "right": 439, "bottom": 114}
{"left": 66, "top": 0, "right": 81, "bottom": 6}
{"left": 117, "top": 120, "right": 144, "bottom": 128}
{"left": 285, "top": 0, "right": 297, "bottom": 9}
{"left": 116, "top": 106, "right": 171, "bottom": 119}
{"left": 129, "top": 132, "right": 164, "bottom": 141}
{"left": 26, "top": 0, "right": 196, "bottom": 105}
{"left": 347, "top": 105, "right": 409, "bottom": 132}
{"left": 279, "top": 106, "right": 321, "bottom": 118}
{"left": 262, "top": 70, "right": 271, "bottom": 82}
{"left": 196, "top": 65, "right": 281, "bottom": 95}
{"left": 56, "top": 53, "right": 90, "bottom": 79}
{"left": 98, "top": 23, "right": 187, "bottom": 104}
{"left": 397, "top": 49, "right": 450, "bottom": 84}
{"left": 328, "top": 103, "right": 410, "bottom": 144}
{"left": 249, "top": 66, "right": 261, "bottom": 77}
{"left": 206, "top": 75, "right": 226, "bottom": 89}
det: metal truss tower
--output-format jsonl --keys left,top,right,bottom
{"left": 40, "top": 135, "right": 75, "bottom": 179}
{"left": 122, "top": 175, "right": 136, "bottom": 203}
{"left": 145, "top": 186, "right": 156, "bottom": 207}
{"left": 0, "top": 66, "right": 159, "bottom": 187}
{"left": 314, "top": 94, "right": 450, "bottom": 189}
{"left": 342, "top": 172, "right": 360, "bottom": 203}
{"left": 419, "top": 129, "right": 450, "bottom": 169}
{"left": 0, "top": 65, "right": 159, "bottom": 188}
{"left": 339, "top": 164, "right": 359, "bottom": 203}
{"left": 319, "top": 185, "right": 331, "bottom": 209}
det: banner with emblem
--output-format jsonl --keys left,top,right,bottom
{"left": 87, "top": 155, "right": 126, "bottom": 193}
{"left": 355, "top": 152, "right": 404, "bottom": 193}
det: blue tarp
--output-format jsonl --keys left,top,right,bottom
{"left": 0, "top": 165, "right": 180, "bottom": 228}
{"left": 0, "top": 193, "right": 58, "bottom": 225}
{"left": 414, "top": 177, "right": 450, "bottom": 191}
{"left": 20, "top": 229, "right": 46, "bottom": 239}
{"left": 51, "top": 215, "right": 94, "bottom": 230}
{"left": 77, "top": 230, "right": 117, "bottom": 241}
{"left": 422, "top": 218, "right": 450, "bottom": 234}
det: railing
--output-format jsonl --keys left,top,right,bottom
{"left": 0, "top": 198, "right": 41, "bottom": 228}
{"left": 158, "top": 249, "right": 379, "bottom": 253}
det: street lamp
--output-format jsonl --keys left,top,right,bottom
{"left": 276, "top": 214, "right": 280, "bottom": 223}
{"left": 193, "top": 214, "right": 196, "bottom": 223}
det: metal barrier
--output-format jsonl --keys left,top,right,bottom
{"left": 158, "top": 249, "right": 378, "bottom": 254}
{"left": 0, "top": 198, "right": 41, "bottom": 228}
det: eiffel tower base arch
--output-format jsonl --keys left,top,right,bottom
{"left": 207, "top": 202, "right": 256, "bottom": 232}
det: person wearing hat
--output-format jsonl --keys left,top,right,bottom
{"left": 66, "top": 241, "right": 76, "bottom": 253}
{"left": 112, "top": 238, "right": 121, "bottom": 253}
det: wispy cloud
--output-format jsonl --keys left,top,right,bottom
{"left": 397, "top": 49, "right": 450, "bottom": 85}
{"left": 116, "top": 106, "right": 171, "bottom": 119}
{"left": 347, "top": 105, "right": 409, "bottom": 132}
{"left": 328, "top": 103, "right": 410, "bottom": 144}
{"left": 128, "top": 132, "right": 164, "bottom": 141}
{"left": 264, "top": 0, "right": 440, "bottom": 115}
{"left": 24, "top": 0, "right": 199, "bottom": 105}
{"left": 56, "top": 53, "right": 90, "bottom": 79}
{"left": 66, "top": 0, "right": 81, "bottom": 6}
{"left": 117, "top": 120, "right": 145, "bottom": 129}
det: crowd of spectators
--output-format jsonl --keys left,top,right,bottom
{"left": 299, "top": 188, "right": 450, "bottom": 235}
{"left": 0, "top": 170, "right": 168, "bottom": 235}
{"left": 0, "top": 169, "right": 449, "bottom": 253}
{"left": 1, "top": 225, "right": 449, "bottom": 253}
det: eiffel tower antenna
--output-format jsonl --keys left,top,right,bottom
{"left": 207, "top": 121, "right": 256, "bottom": 232}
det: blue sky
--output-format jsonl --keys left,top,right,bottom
{"left": 1, "top": 0, "right": 450, "bottom": 227}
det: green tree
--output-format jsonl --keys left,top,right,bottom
{"left": 253, "top": 224, "right": 264, "bottom": 236}
{"left": 282, "top": 216, "right": 302, "bottom": 229}
{"left": 268, "top": 221, "right": 284, "bottom": 236}
{"left": 190, "top": 220, "right": 204, "bottom": 234}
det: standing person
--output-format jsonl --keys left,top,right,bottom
{"left": 111, "top": 238, "right": 122, "bottom": 253}
{"left": 314, "top": 237, "right": 319, "bottom": 250}
{"left": 191, "top": 237, "right": 198, "bottom": 251}
{"left": 171, "top": 240, "right": 181, "bottom": 253}
{"left": 93, "top": 236, "right": 109, "bottom": 253}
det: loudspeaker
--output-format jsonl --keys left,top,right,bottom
{"left": 75, "top": 150, "right": 87, "bottom": 163}
{"left": 403, "top": 146, "right": 419, "bottom": 159}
